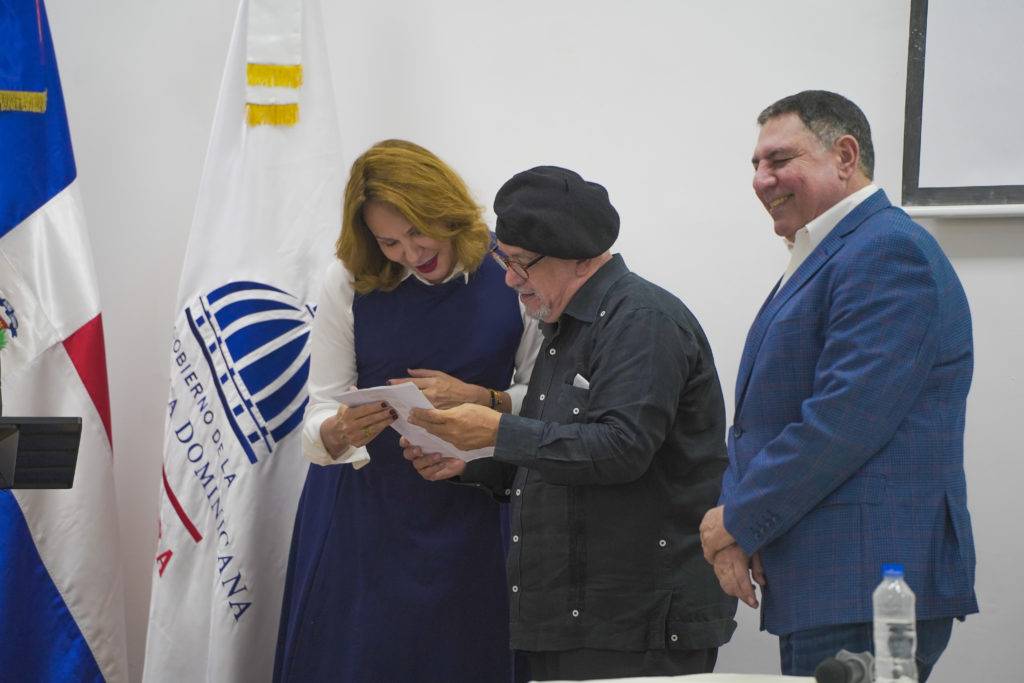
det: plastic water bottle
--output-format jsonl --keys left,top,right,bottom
{"left": 873, "top": 563, "right": 918, "bottom": 682}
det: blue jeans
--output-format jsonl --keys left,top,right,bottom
{"left": 778, "top": 618, "right": 954, "bottom": 680}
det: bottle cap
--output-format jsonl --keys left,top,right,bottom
{"left": 882, "top": 563, "right": 904, "bottom": 577}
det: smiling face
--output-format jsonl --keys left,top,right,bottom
{"left": 362, "top": 200, "right": 455, "bottom": 284}
{"left": 751, "top": 112, "right": 852, "bottom": 240}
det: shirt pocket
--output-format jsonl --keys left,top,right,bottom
{"left": 560, "top": 384, "right": 590, "bottom": 424}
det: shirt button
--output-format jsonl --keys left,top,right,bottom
{"left": 572, "top": 407, "right": 580, "bottom": 415}
{"left": 515, "top": 488, "right": 522, "bottom": 496}
{"left": 671, "top": 634, "right": 679, "bottom": 643}
{"left": 512, "top": 585, "right": 519, "bottom": 593}
{"left": 658, "top": 539, "right": 667, "bottom": 548}
{"left": 539, "top": 393, "right": 545, "bottom": 401}
{"left": 571, "top": 609, "right": 580, "bottom": 618}
{"left": 599, "top": 310, "right": 606, "bottom": 317}
{"left": 504, "top": 489, "right": 511, "bottom": 496}
{"left": 548, "top": 348, "right": 557, "bottom": 356}
{"left": 512, "top": 535, "right": 519, "bottom": 543}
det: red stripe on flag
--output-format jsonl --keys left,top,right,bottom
{"left": 163, "top": 467, "right": 203, "bottom": 543}
{"left": 62, "top": 313, "right": 112, "bottom": 446}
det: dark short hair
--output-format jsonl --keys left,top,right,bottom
{"left": 757, "top": 90, "right": 874, "bottom": 179}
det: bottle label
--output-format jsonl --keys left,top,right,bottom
{"left": 886, "top": 623, "right": 915, "bottom": 659}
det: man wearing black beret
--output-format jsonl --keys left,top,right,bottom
{"left": 405, "top": 166, "right": 737, "bottom": 679}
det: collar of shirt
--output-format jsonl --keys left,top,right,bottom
{"left": 783, "top": 183, "right": 879, "bottom": 254}
{"left": 779, "top": 183, "right": 878, "bottom": 287}
{"left": 400, "top": 262, "right": 470, "bottom": 286}
{"left": 539, "top": 254, "right": 629, "bottom": 338}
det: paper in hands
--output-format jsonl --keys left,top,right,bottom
{"left": 337, "top": 382, "right": 494, "bottom": 462}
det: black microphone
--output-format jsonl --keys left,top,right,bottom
{"left": 814, "top": 649, "right": 874, "bottom": 683}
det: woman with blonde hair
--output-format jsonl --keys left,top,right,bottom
{"left": 274, "top": 140, "right": 540, "bottom": 682}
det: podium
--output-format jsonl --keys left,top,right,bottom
{"left": 0, "top": 417, "right": 82, "bottom": 489}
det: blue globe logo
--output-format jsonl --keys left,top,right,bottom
{"left": 186, "top": 281, "right": 314, "bottom": 464}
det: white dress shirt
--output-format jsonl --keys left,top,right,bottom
{"left": 777, "top": 183, "right": 879, "bottom": 292}
{"left": 301, "top": 259, "right": 543, "bottom": 468}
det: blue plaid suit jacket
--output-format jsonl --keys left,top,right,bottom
{"left": 720, "top": 189, "right": 978, "bottom": 635}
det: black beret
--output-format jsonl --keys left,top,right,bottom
{"left": 494, "top": 166, "right": 619, "bottom": 259}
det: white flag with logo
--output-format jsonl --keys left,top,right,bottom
{"left": 142, "top": 0, "right": 343, "bottom": 679}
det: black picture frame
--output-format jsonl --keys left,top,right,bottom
{"left": 902, "top": 0, "right": 1024, "bottom": 207}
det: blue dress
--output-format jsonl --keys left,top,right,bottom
{"left": 275, "top": 257, "right": 523, "bottom": 682}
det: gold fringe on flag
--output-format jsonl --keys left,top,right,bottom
{"left": 0, "top": 89, "right": 47, "bottom": 113}
{"left": 246, "top": 102, "right": 299, "bottom": 127}
{"left": 246, "top": 63, "right": 303, "bottom": 88}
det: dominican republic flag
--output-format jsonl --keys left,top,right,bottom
{"left": 0, "top": 1, "right": 129, "bottom": 681}
{"left": 142, "top": 0, "right": 343, "bottom": 679}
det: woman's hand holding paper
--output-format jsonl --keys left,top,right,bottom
{"left": 321, "top": 400, "right": 398, "bottom": 457}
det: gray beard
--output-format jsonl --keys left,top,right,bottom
{"left": 517, "top": 288, "right": 551, "bottom": 321}
{"left": 526, "top": 304, "right": 550, "bottom": 321}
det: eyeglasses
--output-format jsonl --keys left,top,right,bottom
{"left": 489, "top": 244, "right": 545, "bottom": 280}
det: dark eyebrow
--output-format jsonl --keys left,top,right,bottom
{"left": 751, "top": 146, "right": 798, "bottom": 166}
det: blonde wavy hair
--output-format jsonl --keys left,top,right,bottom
{"left": 338, "top": 139, "right": 490, "bottom": 293}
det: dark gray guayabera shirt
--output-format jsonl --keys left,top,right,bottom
{"left": 462, "top": 254, "right": 738, "bottom": 654}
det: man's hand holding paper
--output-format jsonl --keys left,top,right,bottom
{"left": 407, "top": 404, "right": 501, "bottom": 451}
{"left": 400, "top": 437, "right": 467, "bottom": 481}
{"left": 401, "top": 404, "right": 502, "bottom": 481}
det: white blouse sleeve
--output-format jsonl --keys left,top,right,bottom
{"left": 301, "top": 261, "right": 371, "bottom": 468}
{"left": 507, "top": 304, "right": 543, "bottom": 414}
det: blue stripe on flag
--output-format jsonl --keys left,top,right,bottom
{"left": 239, "top": 332, "right": 307, "bottom": 395}
{"left": 255, "top": 355, "right": 310, "bottom": 427}
{"left": 0, "top": 492, "right": 103, "bottom": 681}
{"left": 207, "top": 281, "right": 286, "bottom": 305}
{"left": 224, "top": 318, "right": 304, "bottom": 362}
{"left": 0, "top": 0, "right": 77, "bottom": 240}
{"left": 213, "top": 298, "right": 297, "bottom": 329}
{"left": 270, "top": 396, "right": 309, "bottom": 444}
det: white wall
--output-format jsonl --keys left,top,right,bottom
{"left": 44, "top": 1, "right": 1022, "bottom": 681}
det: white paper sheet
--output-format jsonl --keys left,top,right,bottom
{"left": 337, "top": 382, "right": 494, "bottom": 462}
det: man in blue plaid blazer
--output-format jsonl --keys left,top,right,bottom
{"left": 699, "top": 91, "right": 978, "bottom": 679}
